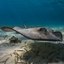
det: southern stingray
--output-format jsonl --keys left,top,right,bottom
{"left": 0, "top": 26, "right": 63, "bottom": 41}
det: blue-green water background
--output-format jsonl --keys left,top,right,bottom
{"left": 0, "top": 0, "right": 64, "bottom": 27}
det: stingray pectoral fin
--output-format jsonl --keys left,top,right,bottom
{"left": 53, "top": 31, "right": 63, "bottom": 41}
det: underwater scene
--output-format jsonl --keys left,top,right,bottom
{"left": 0, "top": 0, "right": 64, "bottom": 64}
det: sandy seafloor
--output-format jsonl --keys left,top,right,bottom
{"left": 0, "top": 27, "right": 64, "bottom": 64}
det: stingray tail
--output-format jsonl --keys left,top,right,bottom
{"left": 1, "top": 26, "right": 14, "bottom": 32}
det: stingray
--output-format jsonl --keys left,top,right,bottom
{"left": 0, "top": 26, "right": 63, "bottom": 41}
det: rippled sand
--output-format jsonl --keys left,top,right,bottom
{"left": 0, "top": 31, "right": 64, "bottom": 64}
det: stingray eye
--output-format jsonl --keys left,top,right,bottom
{"left": 38, "top": 28, "right": 43, "bottom": 31}
{"left": 38, "top": 28, "right": 47, "bottom": 31}
{"left": 38, "top": 28, "right": 48, "bottom": 34}
{"left": 38, "top": 28, "right": 42, "bottom": 31}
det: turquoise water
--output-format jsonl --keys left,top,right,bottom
{"left": 0, "top": 0, "right": 64, "bottom": 27}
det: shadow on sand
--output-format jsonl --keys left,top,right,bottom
{"left": 23, "top": 41, "right": 64, "bottom": 63}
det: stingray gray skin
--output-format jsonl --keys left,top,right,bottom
{"left": 1, "top": 26, "right": 63, "bottom": 41}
